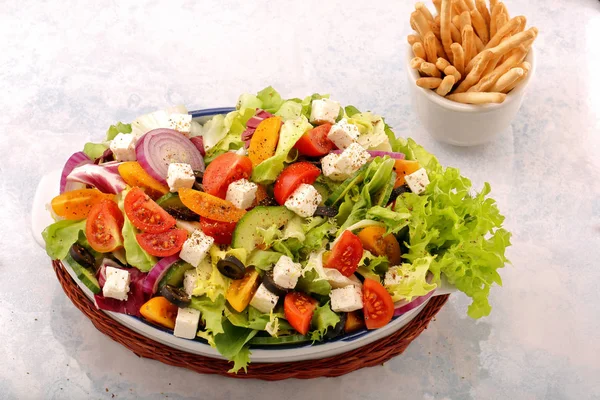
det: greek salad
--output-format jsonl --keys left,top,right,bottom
{"left": 42, "top": 87, "right": 510, "bottom": 372}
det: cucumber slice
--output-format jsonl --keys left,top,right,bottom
{"left": 248, "top": 334, "right": 310, "bottom": 346}
{"left": 158, "top": 261, "right": 195, "bottom": 288}
{"left": 65, "top": 254, "right": 101, "bottom": 294}
{"left": 373, "top": 171, "right": 397, "bottom": 206}
{"left": 231, "top": 206, "right": 295, "bottom": 252}
{"left": 325, "top": 165, "right": 368, "bottom": 206}
{"left": 156, "top": 192, "right": 197, "bottom": 221}
{"left": 312, "top": 182, "right": 329, "bottom": 206}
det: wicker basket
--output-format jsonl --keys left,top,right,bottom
{"left": 52, "top": 259, "right": 448, "bottom": 380}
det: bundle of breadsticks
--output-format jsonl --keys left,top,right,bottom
{"left": 408, "top": 0, "right": 537, "bottom": 105}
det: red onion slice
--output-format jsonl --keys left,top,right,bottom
{"left": 393, "top": 289, "right": 435, "bottom": 316}
{"left": 190, "top": 136, "right": 205, "bottom": 157}
{"left": 142, "top": 255, "right": 180, "bottom": 295}
{"left": 136, "top": 128, "right": 204, "bottom": 184}
{"left": 94, "top": 266, "right": 149, "bottom": 317}
{"left": 60, "top": 152, "right": 92, "bottom": 193}
{"left": 67, "top": 163, "right": 126, "bottom": 194}
{"left": 331, "top": 149, "right": 406, "bottom": 160}
{"left": 241, "top": 109, "right": 274, "bottom": 142}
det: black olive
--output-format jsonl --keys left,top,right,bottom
{"left": 217, "top": 256, "right": 246, "bottom": 280}
{"left": 314, "top": 206, "right": 338, "bottom": 217}
{"left": 324, "top": 312, "right": 348, "bottom": 340}
{"left": 388, "top": 184, "right": 411, "bottom": 204}
{"left": 69, "top": 244, "right": 95, "bottom": 269}
{"left": 258, "top": 196, "right": 278, "bottom": 207}
{"left": 162, "top": 206, "right": 198, "bottom": 221}
{"left": 193, "top": 170, "right": 204, "bottom": 181}
{"left": 192, "top": 181, "right": 204, "bottom": 192}
{"left": 160, "top": 285, "right": 191, "bottom": 308}
{"left": 262, "top": 270, "right": 288, "bottom": 297}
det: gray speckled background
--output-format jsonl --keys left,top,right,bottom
{"left": 2, "top": 0, "right": 600, "bottom": 399}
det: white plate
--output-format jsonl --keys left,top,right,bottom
{"left": 32, "top": 108, "right": 455, "bottom": 363}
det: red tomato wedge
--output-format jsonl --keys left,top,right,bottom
{"left": 200, "top": 217, "right": 237, "bottom": 245}
{"left": 284, "top": 292, "right": 318, "bottom": 335}
{"left": 324, "top": 230, "right": 363, "bottom": 277}
{"left": 294, "top": 123, "right": 334, "bottom": 156}
{"left": 86, "top": 199, "right": 124, "bottom": 253}
{"left": 203, "top": 153, "right": 253, "bottom": 199}
{"left": 362, "top": 278, "right": 394, "bottom": 329}
{"left": 136, "top": 229, "right": 188, "bottom": 257}
{"left": 273, "top": 162, "right": 321, "bottom": 205}
{"left": 124, "top": 187, "right": 176, "bottom": 233}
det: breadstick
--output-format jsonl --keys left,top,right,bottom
{"left": 480, "top": 54, "right": 500, "bottom": 78}
{"left": 462, "top": 25, "right": 476, "bottom": 65}
{"left": 452, "top": 0, "right": 470, "bottom": 14}
{"left": 485, "top": 16, "right": 525, "bottom": 50}
{"left": 410, "top": 56, "right": 427, "bottom": 69}
{"left": 413, "top": 42, "right": 427, "bottom": 59}
{"left": 416, "top": 77, "right": 443, "bottom": 89}
{"left": 428, "top": 20, "right": 442, "bottom": 41}
{"left": 495, "top": 12, "right": 508, "bottom": 34}
{"left": 476, "top": 0, "right": 491, "bottom": 26}
{"left": 474, "top": 32, "right": 484, "bottom": 52}
{"left": 444, "top": 65, "right": 462, "bottom": 82}
{"left": 446, "top": 92, "right": 506, "bottom": 104}
{"left": 407, "top": 34, "right": 423, "bottom": 46}
{"left": 423, "top": 32, "right": 438, "bottom": 63}
{"left": 459, "top": 10, "right": 472, "bottom": 31}
{"left": 502, "top": 62, "right": 530, "bottom": 93}
{"left": 436, "top": 57, "right": 452, "bottom": 72}
{"left": 432, "top": 0, "right": 442, "bottom": 14}
{"left": 489, "top": 0, "right": 498, "bottom": 11}
{"left": 411, "top": 11, "right": 432, "bottom": 37}
{"left": 468, "top": 47, "right": 527, "bottom": 92}
{"left": 467, "top": 27, "right": 536, "bottom": 73}
{"left": 470, "top": 8, "right": 489, "bottom": 44}
{"left": 490, "top": 2, "right": 502, "bottom": 37}
{"left": 490, "top": 67, "right": 524, "bottom": 92}
{"left": 464, "top": 0, "right": 476, "bottom": 11}
{"left": 451, "top": 42, "right": 465, "bottom": 76}
{"left": 420, "top": 62, "right": 442, "bottom": 77}
{"left": 415, "top": 2, "right": 435, "bottom": 23}
{"left": 454, "top": 50, "right": 493, "bottom": 93}
{"left": 450, "top": 22, "right": 462, "bottom": 43}
{"left": 440, "top": 0, "right": 454, "bottom": 63}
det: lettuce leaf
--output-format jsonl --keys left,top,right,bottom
{"left": 83, "top": 142, "right": 108, "bottom": 159}
{"left": 189, "top": 294, "right": 226, "bottom": 341}
{"left": 275, "top": 100, "right": 303, "bottom": 121}
{"left": 246, "top": 250, "right": 283, "bottom": 272}
{"left": 256, "top": 86, "right": 284, "bottom": 113}
{"left": 350, "top": 112, "right": 392, "bottom": 151}
{"left": 385, "top": 256, "right": 437, "bottom": 302}
{"left": 365, "top": 206, "right": 411, "bottom": 234}
{"left": 105, "top": 122, "right": 132, "bottom": 141}
{"left": 236, "top": 93, "right": 263, "bottom": 110}
{"left": 42, "top": 219, "right": 87, "bottom": 260}
{"left": 213, "top": 319, "right": 258, "bottom": 373}
{"left": 310, "top": 302, "right": 340, "bottom": 341}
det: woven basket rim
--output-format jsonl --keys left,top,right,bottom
{"left": 52, "top": 259, "right": 449, "bottom": 380}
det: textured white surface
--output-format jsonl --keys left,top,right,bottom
{"left": 2, "top": 0, "right": 600, "bottom": 399}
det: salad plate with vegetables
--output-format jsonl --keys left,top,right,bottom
{"left": 35, "top": 87, "right": 510, "bottom": 372}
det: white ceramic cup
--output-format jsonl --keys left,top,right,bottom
{"left": 407, "top": 46, "right": 535, "bottom": 146}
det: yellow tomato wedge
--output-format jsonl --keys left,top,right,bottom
{"left": 118, "top": 161, "right": 169, "bottom": 199}
{"left": 139, "top": 297, "right": 178, "bottom": 329}
{"left": 178, "top": 188, "right": 246, "bottom": 222}
{"left": 248, "top": 116, "right": 282, "bottom": 166}
{"left": 357, "top": 226, "right": 402, "bottom": 266}
{"left": 226, "top": 267, "right": 260, "bottom": 312}
{"left": 51, "top": 189, "right": 115, "bottom": 220}
{"left": 393, "top": 160, "right": 421, "bottom": 187}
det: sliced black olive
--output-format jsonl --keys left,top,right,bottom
{"left": 262, "top": 270, "right": 288, "bottom": 297}
{"left": 325, "top": 312, "right": 348, "bottom": 340}
{"left": 314, "top": 206, "right": 338, "bottom": 217}
{"left": 193, "top": 170, "right": 204, "bottom": 181}
{"left": 69, "top": 244, "right": 95, "bottom": 269}
{"left": 258, "top": 196, "right": 278, "bottom": 207}
{"left": 388, "top": 184, "right": 411, "bottom": 203}
{"left": 160, "top": 285, "right": 191, "bottom": 308}
{"left": 192, "top": 181, "right": 204, "bottom": 192}
{"left": 162, "top": 206, "right": 198, "bottom": 221}
{"left": 217, "top": 256, "right": 246, "bottom": 280}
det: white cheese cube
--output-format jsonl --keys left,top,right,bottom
{"left": 173, "top": 307, "right": 201, "bottom": 339}
{"left": 404, "top": 168, "right": 430, "bottom": 195}
{"left": 179, "top": 230, "right": 214, "bottom": 267}
{"left": 102, "top": 267, "right": 130, "bottom": 301}
{"left": 324, "top": 268, "right": 362, "bottom": 289}
{"left": 109, "top": 133, "right": 137, "bottom": 162}
{"left": 321, "top": 153, "right": 351, "bottom": 181}
{"left": 284, "top": 183, "right": 322, "bottom": 218}
{"left": 168, "top": 113, "right": 192, "bottom": 135}
{"left": 328, "top": 119, "right": 360, "bottom": 150}
{"left": 250, "top": 284, "right": 279, "bottom": 314}
{"left": 167, "top": 163, "right": 195, "bottom": 193}
{"left": 384, "top": 266, "right": 403, "bottom": 286}
{"left": 336, "top": 143, "right": 370, "bottom": 173}
{"left": 225, "top": 179, "right": 257, "bottom": 210}
{"left": 309, "top": 98, "right": 340, "bottom": 125}
{"left": 183, "top": 269, "right": 197, "bottom": 296}
{"left": 273, "top": 255, "right": 302, "bottom": 289}
{"left": 330, "top": 285, "right": 363, "bottom": 312}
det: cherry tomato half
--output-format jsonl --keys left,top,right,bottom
{"left": 124, "top": 187, "right": 176, "bottom": 233}
{"left": 200, "top": 217, "right": 237, "bottom": 245}
{"left": 139, "top": 296, "right": 178, "bottom": 329}
{"left": 203, "top": 153, "right": 253, "bottom": 199}
{"left": 273, "top": 162, "right": 321, "bottom": 205}
{"left": 362, "top": 278, "right": 394, "bottom": 329}
{"left": 284, "top": 292, "right": 318, "bottom": 335}
{"left": 136, "top": 228, "right": 188, "bottom": 257}
{"left": 324, "top": 230, "right": 363, "bottom": 277}
{"left": 294, "top": 123, "right": 334, "bottom": 157}
{"left": 86, "top": 199, "right": 124, "bottom": 253}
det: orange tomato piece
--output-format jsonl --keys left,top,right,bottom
{"left": 357, "top": 226, "right": 402, "bottom": 266}
{"left": 51, "top": 188, "right": 115, "bottom": 220}
{"left": 139, "top": 296, "right": 179, "bottom": 329}
{"left": 393, "top": 160, "right": 421, "bottom": 188}
{"left": 248, "top": 116, "right": 282, "bottom": 166}
{"left": 344, "top": 310, "right": 366, "bottom": 333}
{"left": 178, "top": 188, "right": 246, "bottom": 223}
{"left": 118, "top": 161, "right": 169, "bottom": 199}
{"left": 226, "top": 267, "right": 260, "bottom": 312}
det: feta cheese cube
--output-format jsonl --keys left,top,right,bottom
{"left": 321, "top": 153, "right": 351, "bottom": 181}
{"left": 384, "top": 266, "right": 403, "bottom": 286}
{"left": 168, "top": 113, "right": 192, "bottom": 135}
{"left": 167, "top": 163, "right": 195, "bottom": 193}
{"left": 330, "top": 285, "right": 363, "bottom": 312}
{"left": 183, "top": 269, "right": 197, "bottom": 296}
{"left": 336, "top": 143, "right": 370, "bottom": 173}
{"left": 309, "top": 99, "right": 340, "bottom": 125}
{"left": 327, "top": 119, "right": 360, "bottom": 150}
{"left": 226, "top": 179, "right": 257, "bottom": 209}
{"left": 284, "top": 183, "right": 322, "bottom": 218}
{"left": 404, "top": 168, "right": 430, "bottom": 195}
{"left": 173, "top": 307, "right": 201, "bottom": 339}
{"left": 324, "top": 268, "right": 362, "bottom": 289}
{"left": 250, "top": 284, "right": 279, "bottom": 314}
{"left": 109, "top": 133, "right": 137, "bottom": 162}
{"left": 179, "top": 230, "right": 214, "bottom": 267}
{"left": 273, "top": 255, "right": 302, "bottom": 289}
{"left": 102, "top": 267, "right": 130, "bottom": 301}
